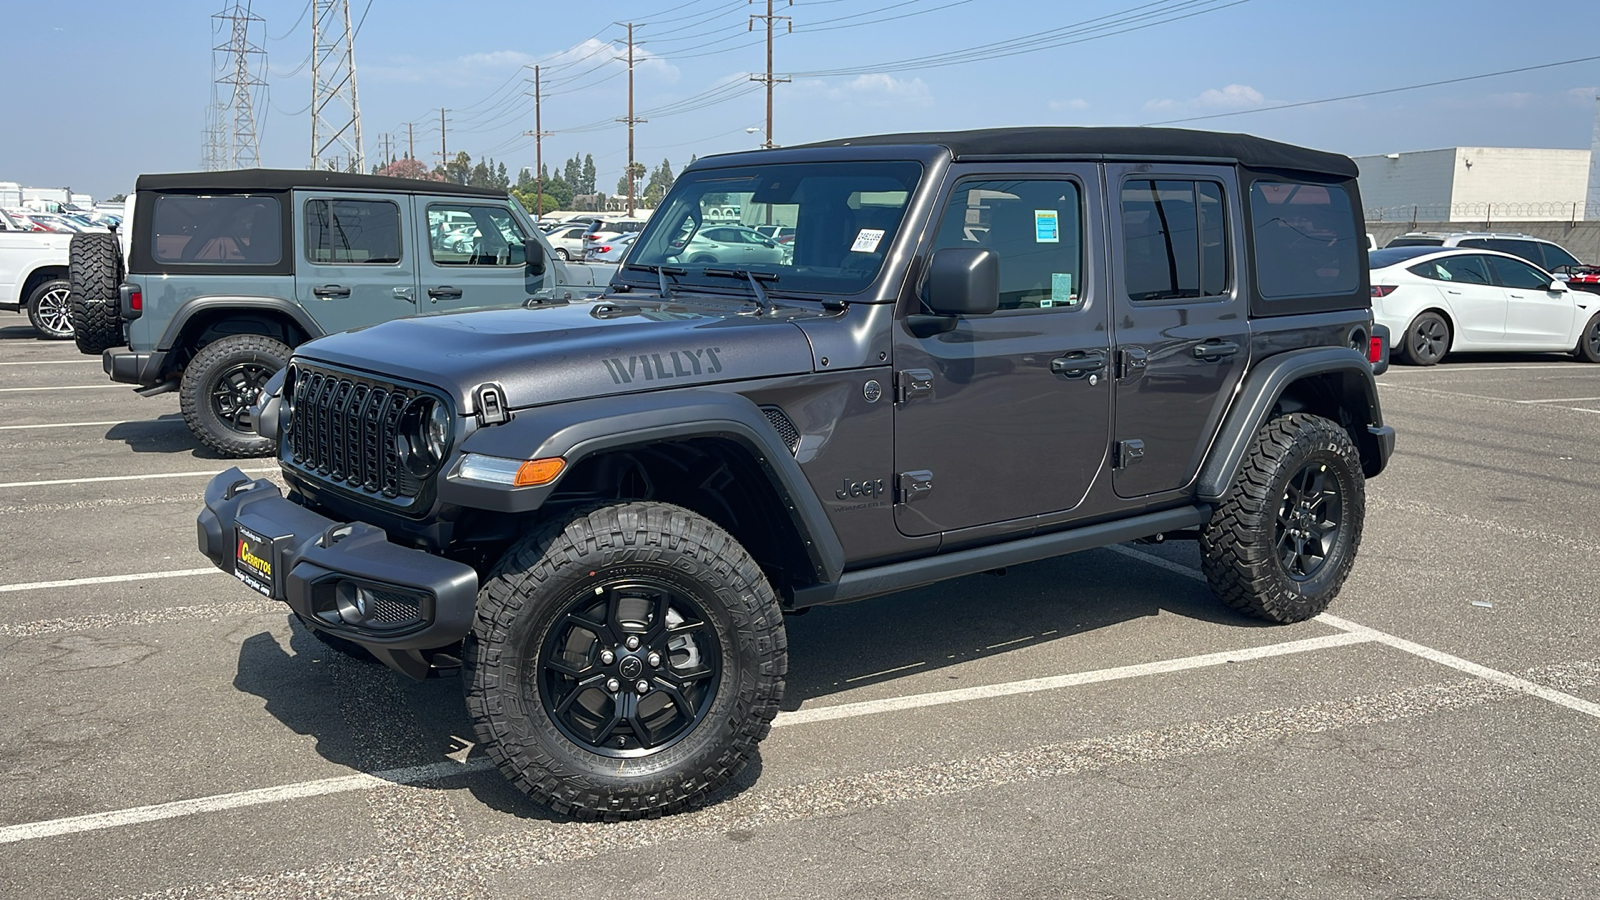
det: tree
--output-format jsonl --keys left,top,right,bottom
{"left": 643, "top": 158, "right": 674, "bottom": 207}
{"left": 469, "top": 159, "right": 492, "bottom": 188}
{"left": 581, "top": 155, "right": 598, "bottom": 195}
{"left": 107, "top": 193, "right": 127, "bottom": 203}
{"left": 563, "top": 155, "right": 582, "bottom": 192}
{"left": 495, "top": 161, "right": 510, "bottom": 191}
{"left": 444, "top": 150, "right": 473, "bottom": 185}
{"left": 373, "top": 158, "right": 442, "bottom": 181}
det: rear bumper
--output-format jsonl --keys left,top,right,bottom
{"left": 1368, "top": 424, "right": 1396, "bottom": 475}
{"left": 197, "top": 467, "right": 479, "bottom": 678}
{"left": 103, "top": 348, "right": 168, "bottom": 386}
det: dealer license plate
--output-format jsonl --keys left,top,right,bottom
{"left": 234, "top": 524, "right": 277, "bottom": 598}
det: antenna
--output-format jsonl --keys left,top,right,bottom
{"left": 311, "top": 0, "right": 365, "bottom": 171}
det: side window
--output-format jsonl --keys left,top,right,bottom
{"left": 1120, "top": 180, "right": 1228, "bottom": 302}
{"left": 1409, "top": 254, "right": 1492, "bottom": 285}
{"left": 304, "top": 199, "right": 401, "bottom": 265}
{"left": 925, "top": 178, "right": 1084, "bottom": 311}
{"left": 428, "top": 204, "right": 528, "bottom": 267}
{"left": 152, "top": 194, "right": 282, "bottom": 264}
{"left": 1249, "top": 181, "right": 1360, "bottom": 300}
{"left": 1485, "top": 255, "right": 1553, "bottom": 290}
{"left": 1539, "top": 243, "right": 1580, "bottom": 272}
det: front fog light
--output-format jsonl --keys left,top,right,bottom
{"left": 336, "top": 582, "right": 373, "bottom": 624}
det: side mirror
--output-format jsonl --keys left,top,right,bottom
{"left": 1549, "top": 279, "right": 1568, "bottom": 293}
{"left": 526, "top": 236, "right": 546, "bottom": 278}
{"left": 925, "top": 247, "right": 1000, "bottom": 316}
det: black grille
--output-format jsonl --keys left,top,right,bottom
{"left": 285, "top": 364, "right": 425, "bottom": 500}
{"left": 760, "top": 405, "right": 800, "bottom": 454}
{"left": 364, "top": 588, "right": 423, "bottom": 627}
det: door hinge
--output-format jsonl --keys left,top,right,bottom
{"left": 1117, "top": 347, "right": 1148, "bottom": 381}
{"left": 1115, "top": 439, "right": 1145, "bottom": 469}
{"left": 896, "top": 369, "right": 934, "bottom": 403}
{"left": 896, "top": 469, "right": 934, "bottom": 503}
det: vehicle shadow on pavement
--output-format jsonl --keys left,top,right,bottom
{"left": 0, "top": 322, "right": 51, "bottom": 340}
{"left": 778, "top": 545, "right": 1269, "bottom": 710}
{"left": 104, "top": 416, "right": 245, "bottom": 459}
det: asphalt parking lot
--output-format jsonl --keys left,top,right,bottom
{"left": 1, "top": 315, "right": 1597, "bottom": 900}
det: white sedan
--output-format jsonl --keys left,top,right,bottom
{"left": 1369, "top": 246, "right": 1600, "bottom": 365}
{"left": 673, "top": 225, "right": 788, "bottom": 266}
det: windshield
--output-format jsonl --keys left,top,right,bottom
{"left": 625, "top": 160, "right": 924, "bottom": 295}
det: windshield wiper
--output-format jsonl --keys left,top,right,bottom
{"left": 624, "top": 262, "right": 687, "bottom": 300}
{"left": 703, "top": 268, "right": 777, "bottom": 314}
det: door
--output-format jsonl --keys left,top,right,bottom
{"left": 1108, "top": 167, "right": 1247, "bottom": 498}
{"left": 1486, "top": 253, "right": 1576, "bottom": 348}
{"left": 415, "top": 199, "right": 545, "bottom": 312}
{"left": 294, "top": 193, "right": 417, "bottom": 334}
{"left": 1406, "top": 253, "right": 1504, "bottom": 344}
{"left": 892, "top": 168, "right": 1111, "bottom": 537}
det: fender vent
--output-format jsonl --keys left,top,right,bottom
{"left": 759, "top": 405, "right": 800, "bottom": 455}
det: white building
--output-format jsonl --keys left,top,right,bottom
{"left": 1588, "top": 96, "right": 1600, "bottom": 221}
{"left": 1354, "top": 146, "right": 1592, "bottom": 223}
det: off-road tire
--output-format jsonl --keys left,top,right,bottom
{"left": 26, "top": 279, "right": 73, "bottom": 339}
{"left": 1398, "top": 311, "right": 1449, "bottom": 366}
{"left": 179, "top": 334, "right": 290, "bottom": 458}
{"left": 1575, "top": 312, "right": 1600, "bottom": 363}
{"left": 69, "top": 231, "right": 123, "bottom": 355}
{"left": 1199, "top": 413, "right": 1365, "bottom": 624}
{"left": 464, "top": 501, "right": 787, "bottom": 821}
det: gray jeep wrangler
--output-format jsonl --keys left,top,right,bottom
{"left": 197, "top": 128, "right": 1394, "bottom": 820}
{"left": 69, "top": 169, "right": 610, "bottom": 456}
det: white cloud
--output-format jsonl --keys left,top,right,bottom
{"left": 1566, "top": 86, "right": 1600, "bottom": 103}
{"left": 363, "top": 39, "right": 679, "bottom": 88}
{"left": 825, "top": 73, "right": 933, "bottom": 108}
{"left": 1145, "top": 83, "right": 1267, "bottom": 112}
{"left": 1048, "top": 98, "right": 1090, "bottom": 112}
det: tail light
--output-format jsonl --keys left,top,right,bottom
{"left": 1371, "top": 285, "right": 1397, "bottom": 298}
{"left": 592, "top": 245, "right": 612, "bottom": 254}
{"left": 1369, "top": 336, "right": 1383, "bottom": 363}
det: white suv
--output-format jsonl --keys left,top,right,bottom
{"left": 1384, "top": 232, "right": 1584, "bottom": 275}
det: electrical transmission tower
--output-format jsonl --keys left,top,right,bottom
{"left": 212, "top": 2, "right": 266, "bottom": 169}
{"left": 201, "top": 102, "right": 229, "bottom": 171}
{"left": 311, "top": 0, "right": 365, "bottom": 171}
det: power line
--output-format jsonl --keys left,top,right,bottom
{"left": 1144, "top": 53, "right": 1600, "bottom": 125}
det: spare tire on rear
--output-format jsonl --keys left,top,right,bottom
{"left": 70, "top": 232, "right": 124, "bottom": 355}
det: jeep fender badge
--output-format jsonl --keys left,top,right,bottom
{"left": 474, "top": 383, "right": 509, "bottom": 426}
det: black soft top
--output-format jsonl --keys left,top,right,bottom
{"left": 793, "top": 127, "right": 1357, "bottom": 178}
{"left": 135, "top": 168, "right": 506, "bottom": 197}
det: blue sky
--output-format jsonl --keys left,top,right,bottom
{"left": 5, "top": 0, "right": 1599, "bottom": 199}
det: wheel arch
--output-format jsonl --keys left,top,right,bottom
{"left": 20, "top": 265, "right": 69, "bottom": 307}
{"left": 1197, "top": 347, "right": 1390, "bottom": 501}
{"left": 443, "top": 390, "right": 846, "bottom": 591}
{"left": 159, "top": 297, "right": 320, "bottom": 367}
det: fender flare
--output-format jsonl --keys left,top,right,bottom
{"left": 441, "top": 390, "right": 846, "bottom": 584}
{"left": 1196, "top": 347, "right": 1386, "bottom": 502}
{"left": 157, "top": 295, "right": 323, "bottom": 352}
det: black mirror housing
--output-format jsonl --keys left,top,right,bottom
{"left": 926, "top": 247, "right": 999, "bottom": 316}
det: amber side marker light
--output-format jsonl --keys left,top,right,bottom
{"left": 514, "top": 457, "right": 566, "bottom": 487}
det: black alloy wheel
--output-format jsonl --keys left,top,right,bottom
{"left": 1577, "top": 312, "right": 1600, "bottom": 363}
{"left": 1274, "top": 462, "right": 1343, "bottom": 581}
{"left": 1404, "top": 312, "right": 1449, "bottom": 366}
{"left": 211, "top": 360, "right": 275, "bottom": 434}
{"left": 535, "top": 577, "right": 722, "bottom": 757}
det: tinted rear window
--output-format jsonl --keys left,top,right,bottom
{"left": 1385, "top": 237, "right": 1443, "bottom": 248}
{"left": 150, "top": 194, "right": 282, "bottom": 264}
{"left": 1250, "top": 182, "right": 1361, "bottom": 300}
{"left": 1368, "top": 247, "right": 1440, "bottom": 268}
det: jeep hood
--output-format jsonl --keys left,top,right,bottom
{"left": 292, "top": 299, "right": 819, "bottom": 411}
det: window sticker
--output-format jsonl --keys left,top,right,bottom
{"left": 1034, "top": 210, "right": 1060, "bottom": 243}
{"left": 1050, "top": 272, "right": 1077, "bottom": 307}
{"left": 850, "top": 228, "right": 885, "bottom": 253}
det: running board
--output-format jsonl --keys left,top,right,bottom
{"left": 788, "top": 505, "right": 1212, "bottom": 609}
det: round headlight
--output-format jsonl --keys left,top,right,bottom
{"left": 426, "top": 401, "right": 450, "bottom": 461}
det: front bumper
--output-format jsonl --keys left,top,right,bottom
{"left": 197, "top": 467, "right": 479, "bottom": 678}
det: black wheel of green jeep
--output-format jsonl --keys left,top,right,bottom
{"left": 1399, "top": 311, "right": 1449, "bottom": 366}
{"left": 26, "top": 279, "right": 73, "bottom": 339}
{"left": 179, "top": 334, "right": 290, "bottom": 458}
{"left": 1199, "top": 413, "right": 1365, "bottom": 624}
{"left": 69, "top": 231, "right": 123, "bottom": 354}
{"left": 1575, "top": 312, "right": 1600, "bottom": 363}
{"left": 464, "top": 501, "right": 787, "bottom": 820}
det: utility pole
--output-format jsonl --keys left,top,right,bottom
{"left": 615, "top": 23, "right": 646, "bottom": 216}
{"left": 407, "top": 122, "right": 415, "bottom": 160}
{"left": 213, "top": 1, "right": 266, "bottom": 168}
{"left": 311, "top": 0, "right": 365, "bottom": 170}
{"left": 439, "top": 108, "right": 449, "bottom": 172}
{"left": 522, "top": 65, "right": 553, "bottom": 217}
{"left": 749, "top": 0, "right": 791, "bottom": 149}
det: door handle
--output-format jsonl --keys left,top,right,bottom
{"left": 312, "top": 284, "right": 350, "bottom": 299}
{"left": 393, "top": 286, "right": 414, "bottom": 301}
{"left": 427, "top": 286, "right": 463, "bottom": 302}
{"left": 1192, "top": 341, "right": 1240, "bottom": 361}
{"left": 1050, "top": 351, "right": 1106, "bottom": 378}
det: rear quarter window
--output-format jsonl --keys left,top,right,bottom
{"left": 150, "top": 194, "right": 283, "bottom": 265}
{"left": 1249, "top": 181, "right": 1362, "bottom": 303}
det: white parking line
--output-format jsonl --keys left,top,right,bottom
{"left": 774, "top": 631, "right": 1372, "bottom": 727}
{"left": 1107, "top": 544, "right": 1600, "bottom": 721}
{"left": 0, "top": 359, "right": 97, "bottom": 366}
{"left": 0, "top": 568, "right": 221, "bottom": 595}
{"left": 0, "top": 467, "right": 274, "bottom": 490}
{"left": 0, "top": 420, "right": 141, "bottom": 431}
{"left": 0, "top": 384, "right": 125, "bottom": 393}
{"left": 0, "top": 758, "right": 494, "bottom": 846}
{"left": 1517, "top": 396, "right": 1600, "bottom": 404}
